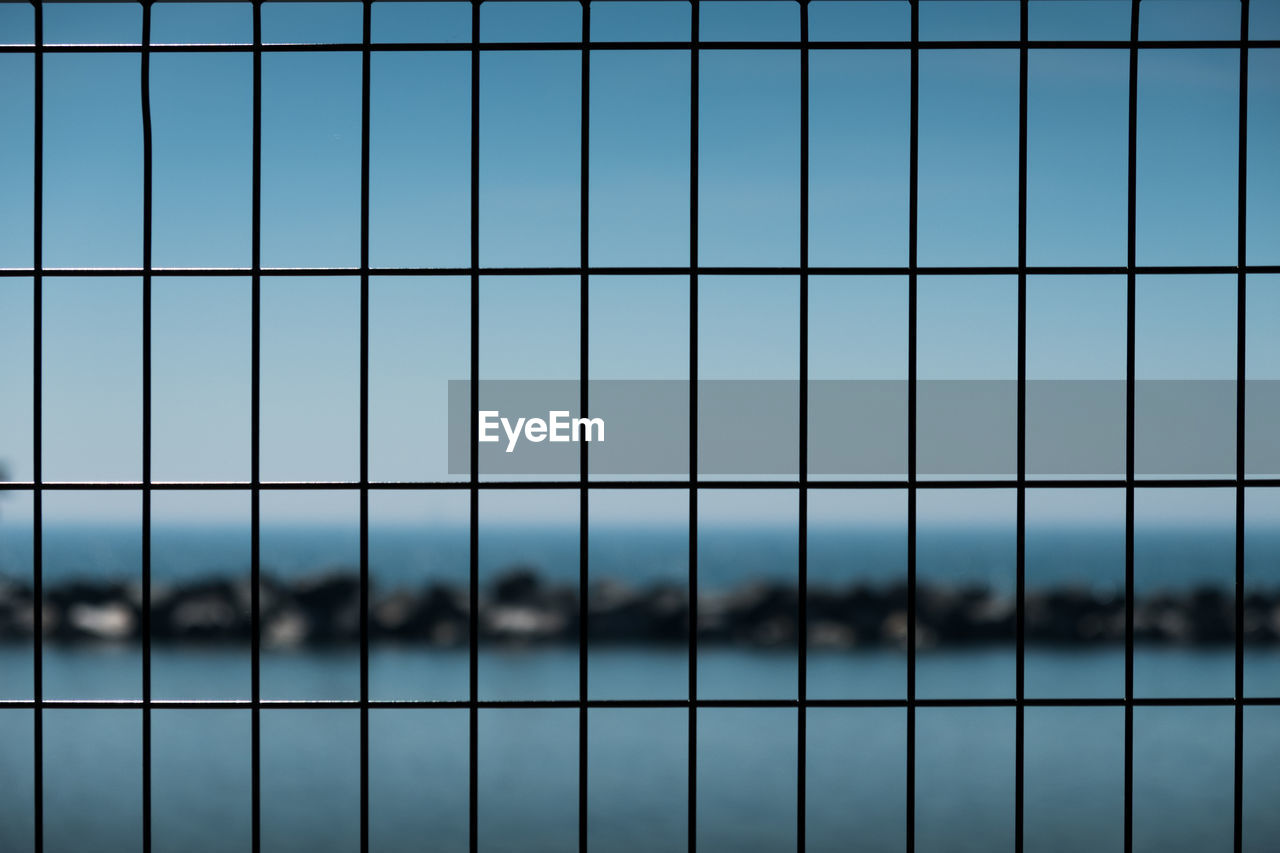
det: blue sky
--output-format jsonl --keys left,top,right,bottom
{"left": 0, "top": 0, "right": 1278, "bottom": 524}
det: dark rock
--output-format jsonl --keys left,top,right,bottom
{"left": 286, "top": 571, "right": 362, "bottom": 643}
{"left": 0, "top": 578, "right": 34, "bottom": 640}
{"left": 1027, "top": 587, "right": 1123, "bottom": 645}
{"left": 152, "top": 578, "right": 248, "bottom": 642}
{"left": 492, "top": 568, "right": 543, "bottom": 605}
{"left": 373, "top": 584, "right": 468, "bottom": 645}
{"left": 4, "top": 568, "right": 1280, "bottom": 650}
{"left": 589, "top": 581, "right": 688, "bottom": 643}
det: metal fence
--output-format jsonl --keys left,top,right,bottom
{"left": 1, "top": 0, "right": 1277, "bottom": 851}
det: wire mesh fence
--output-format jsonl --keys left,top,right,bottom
{"left": 0, "top": 0, "right": 1276, "bottom": 852}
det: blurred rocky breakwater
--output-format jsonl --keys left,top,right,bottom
{"left": 0, "top": 568, "right": 1277, "bottom": 648}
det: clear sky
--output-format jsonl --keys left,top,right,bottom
{"left": 0, "top": 0, "right": 1278, "bottom": 524}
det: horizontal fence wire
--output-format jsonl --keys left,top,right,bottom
{"left": 3, "top": 265, "right": 1280, "bottom": 276}
{"left": 2, "top": 39, "right": 1279, "bottom": 52}
{"left": 3, "top": 479, "right": 1279, "bottom": 489}
{"left": 3, "top": 698, "right": 1280, "bottom": 709}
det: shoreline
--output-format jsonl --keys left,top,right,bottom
{"left": 2, "top": 568, "right": 1277, "bottom": 648}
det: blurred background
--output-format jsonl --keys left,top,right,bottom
{"left": 2, "top": 0, "right": 1280, "bottom": 851}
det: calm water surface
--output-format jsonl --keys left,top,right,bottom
{"left": 2, "top": 645, "right": 1280, "bottom": 853}
{"left": 1, "top": 521, "right": 1278, "bottom": 851}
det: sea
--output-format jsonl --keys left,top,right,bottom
{"left": 1, "top": 520, "right": 1279, "bottom": 852}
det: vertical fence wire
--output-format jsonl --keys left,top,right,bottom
{"left": 797, "top": 2, "right": 810, "bottom": 851}
{"left": 1234, "top": 3, "right": 1250, "bottom": 852}
{"left": 250, "top": 4, "right": 263, "bottom": 852}
{"left": 140, "top": 4, "right": 154, "bottom": 852}
{"left": 359, "top": 2, "right": 373, "bottom": 851}
{"left": 688, "top": 4, "right": 701, "bottom": 852}
{"left": 1124, "top": 3, "right": 1141, "bottom": 851}
{"left": 578, "top": 2, "right": 591, "bottom": 850}
{"left": 906, "top": 1, "right": 920, "bottom": 850}
{"left": 468, "top": 2, "right": 482, "bottom": 851}
{"left": 29, "top": 3, "right": 43, "bottom": 851}
{"left": 1015, "top": 1, "right": 1029, "bottom": 850}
